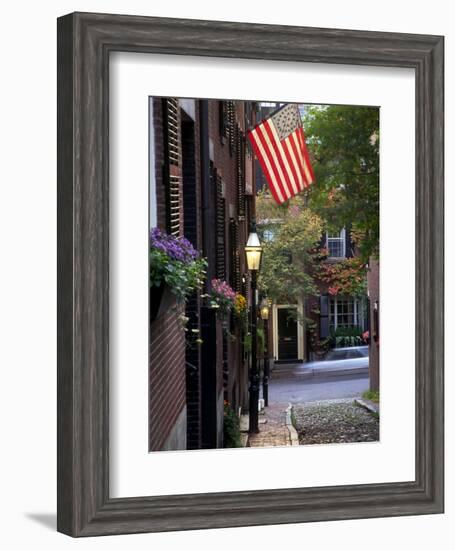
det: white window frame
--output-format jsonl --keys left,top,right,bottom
{"left": 329, "top": 296, "right": 365, "bottom": 331}
{"left": 326, "top": 227, "right": 346, "bottom": 259}
{"left": 262, "top": 228, "right": 275, "bottom": 242}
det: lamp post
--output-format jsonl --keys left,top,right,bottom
{"left": 260, "top": 298, "right": 270, "bottom": 407}
{"left": 245, "top": 219, "right": 262, "bottom": 434}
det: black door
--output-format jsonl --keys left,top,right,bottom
{"left": 278, "top": 308, "right": 298, "bottom": 361}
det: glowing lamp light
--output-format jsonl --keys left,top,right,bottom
{"left": 260, "top": 302, "right": 270, "bottom": 320}
{"left": 245, "top": 224, "right": 262, "bottom": 271}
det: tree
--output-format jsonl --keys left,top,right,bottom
{"left": 303, "top": 105, "right": 380, "bottom": 261}
{"left": 256, "top": 192, "right": 323, "bottom": 303}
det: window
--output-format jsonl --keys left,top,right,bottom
{"left": 326, "top": 228, "right": 346, "bottom": 258}
{"left": 329, "top": 296, "right": 365, "bottom": 330}
{"left": 262, "top": 228, "right": 276, "bottom": 242}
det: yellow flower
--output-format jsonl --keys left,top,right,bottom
{"left": 234, "top": 294, "right": 247, "bottom": 313}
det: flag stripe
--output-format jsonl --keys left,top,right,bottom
{"left": 283, "top": 137, "right": 304, "bottom": 192}
{"left": 294, "top": 130, "right": 312, "bottom": 187}
{"left": 255, "top": 125, "right": 291, "bottom": 201}
{"left": 263, "top": 121, "right": 298, "bottom": 196}
{"left": 289, "top": 132, "right": 308, "bottom": 188}
{"left": 249, "top": 129, "right": 285, "bottom": 204}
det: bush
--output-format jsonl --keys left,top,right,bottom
{"left": 330, "top": 325, "right": 363, "bottom": 348}
{"left": 223, "top": 402, "right": 242, "bottom": 448}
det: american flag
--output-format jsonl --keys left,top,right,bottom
{"left": 247, "top": 104, "right": 315, "bottom": 204}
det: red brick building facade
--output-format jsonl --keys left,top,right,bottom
{"left": 149, "top": 98, "right": 256, "bottom": 451}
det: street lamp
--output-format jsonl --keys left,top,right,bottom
{"left": 245, "top": 226, "right": 262, "bottom": 271}
{"left": 245, "top": 220, "right": 262, "bottom": 434}
{"left": 260, "top": 299, "right": 270, "bottom": 321}
{"left": 260, "top": 298, "right": 271, "bottom": 407}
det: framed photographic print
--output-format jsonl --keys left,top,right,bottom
{"left": 57, "top": 12, "right": 444, "bottom": 536}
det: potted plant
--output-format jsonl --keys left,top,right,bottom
{"left": 233, "top": 293, "right": 248, "bottom": 326}
{"left": 209, "top": 279, "right": 236, "bottom": 317}
{"left": 149, "top": 228, "right": 207, "bottom": 322}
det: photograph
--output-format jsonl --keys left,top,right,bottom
{"left": 149, "top": 97, "right": 380, "bottom": 452}
{"left": 53, "top": 5, "right": 445, "bottom": 538}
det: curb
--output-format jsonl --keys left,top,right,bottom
{"left": 285, "top": 404, "right": 300, "bottom": 446}
{"left": 354, "top": 398, "right": 379, "bottom": 415}
{"left": 239, "top": 414, "right": 250, "bottom": 447}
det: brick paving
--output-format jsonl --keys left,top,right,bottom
{"left": 247, "top": 403, "right": 292, "bottom": 447}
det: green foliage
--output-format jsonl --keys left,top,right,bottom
{"left": 223, "top": 402, "right": 242, "bottom": 448}
{"left": 243, "top": 332, "right": 252, "bottom": 353}
{"left": 242, "top": 326, "right": 264, "bottom": 354}
{"left": 256, "top": 199, "right": 324, "bottom": 303}
{"left": 150, "top": 247, "right": 207, "bottom": 302}
{"left": 334, "top": 335, "right": 363, "bottom": 348}
{"left": 330, "top": 325, "right": 363, "bottom": 338}
{"left": 362, "top": 390, "right": 380, "bottom": 404}
{"left": 329, "top": 325, "right": 364, "bottom": 348}
{"left": 303, "top": 105, "right": 380, "bottom": 261}
{"left": 257, "top": 326, "right": 265, "bottom": 355}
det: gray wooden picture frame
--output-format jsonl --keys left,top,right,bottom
{"left": 57, "top": 12, "right": 444, "bottom": 537}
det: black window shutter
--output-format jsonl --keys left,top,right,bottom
{"left": 167, "top": 175, "right": 181, "bottom": 237}
{"left": 229, "top": 219, "right": 241, "bottom": 292}
{"left": 227, "top": 101, "right": 236, "bottom": 155}
{"left": 237, "top": 128, "right": 246, "bottom": 219}
{"left": 345, "top": 225, "right": 353, "bottom": 258}
{"left": 320, "top": 232, "right": 327, "bottom": 249}
{"left": 320, "top": 294, "right": 329, "bottom": 338}
{"left": 163, "top": 98, "right": 181, "bottom": 236}
{"left": 215, "top": 173, "right": 226, "bottom": 280}
{"left": 164, "top": 98, "right": 179, "bottom": 166}
{"left": 219, "top": 101, "right": 229, "bottom": 138}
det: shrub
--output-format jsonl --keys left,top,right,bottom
{"left": 223, "top": 401, "right": 242, "bottom": 448}
{"left": 329, "top": 325, "right": 364, "bottom": 348}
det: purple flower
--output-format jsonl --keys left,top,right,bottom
{"left": 150, "top": 228, "right": 199, "bottom": 264}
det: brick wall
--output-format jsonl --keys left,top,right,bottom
{"left": 207, "top": 100, "right": 253, "bottom": 414}
{"left": 149, "top": 306, "right": 186, "bottom": 451}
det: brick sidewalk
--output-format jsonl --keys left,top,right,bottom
{"left": 247, "top": 403, "right": 292, "bottom": 447}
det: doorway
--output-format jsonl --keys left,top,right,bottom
{"left": 277, "top": 308, "right": 298, "bottom": 361}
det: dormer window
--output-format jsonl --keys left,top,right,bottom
{"left": 326, "top": 228, "right": 346, "bottom": 259}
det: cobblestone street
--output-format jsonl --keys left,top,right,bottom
{"left": 293, "top": 398, "right": 379, "bottom": 445}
